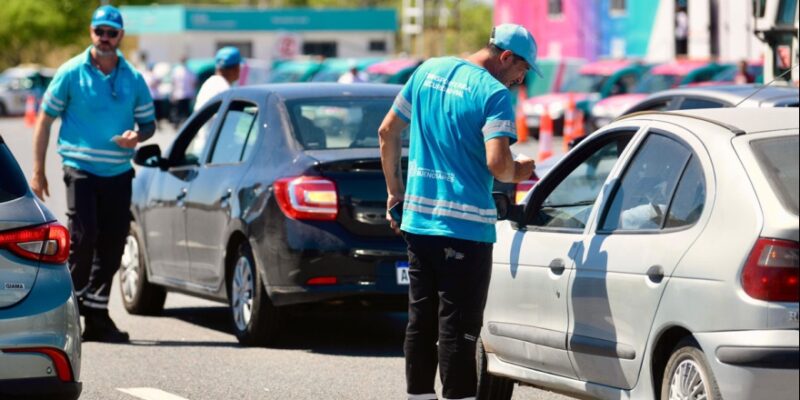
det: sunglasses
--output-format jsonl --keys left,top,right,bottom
{"left": 93, "top": 27, "right": 120, "bottom": 39}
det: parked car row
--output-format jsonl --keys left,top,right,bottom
{"left": 0, "top": 65, "right": 54, "bottom": 116}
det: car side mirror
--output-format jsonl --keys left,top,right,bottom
{"left": 134, "top": 144, "right": 166, "bottom": 170}
{"left": 493, "top": 192, "right": 524, "bottom": 224}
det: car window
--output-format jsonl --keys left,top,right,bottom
{"left": 601, "top": 133, "right": 692, "bottom": 231}
{"left": 751, "top": 136, "right": 799, "bottom": 215}
{"left": 678, "top": 97, "right": 726, "bottom": 110}
{"left": 286, "top": 97, "right": 409, "bottom": 150}
{"left": 610, "top": 72, "right": 638, "bottom": 96}
{"left": 0, "top": 141, "right": 28, "bottom": 203}
{"left": 172, "top": 102, "right": 221, "bottom": 167}
{"left": 208, "top": 101, "right": 258, "bottom": 165}
{"left": 630, "top": 99, "right": 672, "bottom": 114}
{"left": 530, "top": 135, "right": 632, "bottom": 230}
{"left": 665, "top": 157, "right": 705, "bottom": 228}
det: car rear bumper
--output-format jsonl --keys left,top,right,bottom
{"left": 695, "top": 329, "right": 799, "bottom": 400}
{"left": 0, "top": 377, "right": 82, "bottom": 400}
{"left": 266, "top": 250, "right": 409, "bottom": 307}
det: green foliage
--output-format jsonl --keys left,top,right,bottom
{"left": 0, "top": 0, "right": 492, "bottom": 70}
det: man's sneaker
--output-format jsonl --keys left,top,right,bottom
{"left": 82, "top": 311, "right": 130, "bottom": 343}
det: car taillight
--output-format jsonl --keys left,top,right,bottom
{"left": 273, "top": 176, "right": 338, "bottom": 221}
{"left": 0, "top": 222, "right": 69, "bottom": 264}
{"left": 3, "top": 347, "right": 74, "bottom": 382}
{"left": 514, "top": 179, "right": 538, "bottom": 204}
{"left": 742, "top": 238, "right": 799, "bottom": 302}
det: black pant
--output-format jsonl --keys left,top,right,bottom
{"left": 403, "top": 232, "right": 493, "bottom": 400}
{"left": 64, "top": 166, "right": 133, "bottom": 313}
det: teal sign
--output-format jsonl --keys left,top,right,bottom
{"left": 121, "top": 6, "right": 397, "bottom": 34}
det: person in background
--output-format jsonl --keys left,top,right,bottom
{"left": 170, "top": 56, "right": 196, "bottom": 128}
{"left": 675, "top": 6, "right": 689, "bottom": 57}
{"left": 379, "top": 24, "right": 537, "bottom": 400}
{"left": 338, "top": 60, "right": 368, "bottom": 83}
{"left": 194, "top": 46, "right": 241, "bottom": 111}
{"left": 734, "top": 60, "right": 756, "bottom": 84}
{"left": 141, "top": 62, "right": 167, "bottom": 124}
{"left": 30, "top": 5, "right": 156, "bottom": 343}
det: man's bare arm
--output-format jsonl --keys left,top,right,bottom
{"left": 485, "top": 137, "right": 535, "bottom": 183}
{"left": 379, "top": 109, "right": 409, "bottom": 230}
{"left": 31, "top": 111, "right": 55, "bottom": 200}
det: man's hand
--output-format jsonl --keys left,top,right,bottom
{"left": 512, "top": 154, "right": 536, "bottom": 183}
{"left": 31, "top": 172, "right": 49, "bottom": 201}
{"left": 386, "top": 194, "right": 404, "bottom": 234}
{"left": 112, "top": 130, "right": 140, "bottom": 149}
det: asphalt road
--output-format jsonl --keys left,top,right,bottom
{"left": 1, "top": 116, "right": 572, "bottom": 400}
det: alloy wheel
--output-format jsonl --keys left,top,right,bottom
{"left": 120, "top": 234, "right": 140, "bottom": 303}
{"left": 231, "top": 256, "right": 254, "bottom": 332}
{"left": 668, "top": 359, "right": 709, "bottom": 400}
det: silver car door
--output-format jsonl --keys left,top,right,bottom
{"left": 484, "top": 128, "right": 638, "bottom": 379}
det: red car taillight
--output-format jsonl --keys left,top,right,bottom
{"left": 741, "top": 238, "right": 799, "bottom": 302}
{"left": 3, "top": 347, "right": 74, "bottom": 382}
{"left": 514, "top": 179, "right": 538, "bottom": 204}
{"left": 0, "top": 222, "right": 69, "bottom": 264}
{"left": 273, "top": 176, "right": 338, "bottom": 221}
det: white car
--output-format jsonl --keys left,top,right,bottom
{"left": 480, "top": 108, "right": 799, "bottom": 400}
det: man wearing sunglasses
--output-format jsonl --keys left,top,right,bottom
{"left": 31, "top": 5, "right": 156, "bottom": 343}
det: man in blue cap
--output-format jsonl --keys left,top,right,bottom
{"left": 31, "top": 4, "right": 156, "bottom": 343}
{"left": 194, "top": 46, "right": 242, "bottom": 111}
{"left": 379, "top": 23, "right": 538, "bottom": 399}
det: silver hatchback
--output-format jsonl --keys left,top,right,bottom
{"left": 479, "top": 108, "right": 799, "bottom": 400}
{"left": 0, "top": 135, "right": 81, "bottom": 399}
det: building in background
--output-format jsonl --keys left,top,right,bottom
{"left": 120, "top": 5, "right": 397, "bottom": 65}
{"left": 495, "top": 0, "right": 764, "bottom": 63}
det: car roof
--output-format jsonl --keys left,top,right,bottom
{"left": 643, "top": 84, "right": 799, "bottom": 106}
{"left": 650, "top": 60, "right": 712, "bottom": 75}
{"left": 229, "top": 82, "right": 402, "bottom": 100}
{"left": 579, "top": 59, "right": 636, "bottom": 75}
{"left": 621, "top": 108, "right": 799, "bottom": 135}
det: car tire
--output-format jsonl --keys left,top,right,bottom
{"left": 119, "top": 221, "right": 166, "bottom": 315}
{"left": 0, "top": 101, "right": 7, "bottom": 116}
{"left": 660, "top": 337, "right": 722, "bottom": 400}
{"left": 476, "top": 337, "right": 514, "bottom": 400}
{"left": 228, "top": 241, "right": 282, "bottom": 347}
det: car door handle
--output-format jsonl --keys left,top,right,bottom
{"left": 220, "top": 188, "right": 232, "bottom": 202}
{"left": 176, "top": 188, "right": 187, "bottom": 201}
{"left": 549, "top": 258, "right": 566, "bottom": 275}
{"left": 647, "top": 265, "right": 664, "bottom": 283}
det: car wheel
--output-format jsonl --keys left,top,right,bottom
{"left": 660, "top": 338, "right": 722, "bottom": 400}
{"left": 119, "top": 221, "right": 166, "bottom": 315}
{"left": 229, "top": 241, "right": 282, "bottom": 346}
{"left": 476, "top": 337, "right": 514, "bottom": 400}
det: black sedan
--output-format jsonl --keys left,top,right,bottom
{"left": 121, "top": 84, "right": 409, "bottom": 346}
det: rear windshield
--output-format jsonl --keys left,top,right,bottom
{"left": 286, "top": 97, "right": 409, "bottom": 150}
{"left": 751, "top": 136, "right": 799, "bottom": 215}
{"left": 0, "top": 141, "right": 28, "bottom": 203}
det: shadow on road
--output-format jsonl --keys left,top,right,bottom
{"left": 157, "top": 305, "right": 407, "bottom": 357}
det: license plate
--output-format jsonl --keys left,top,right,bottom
{"left": 396, "top": 261, "right": 409, "bottom": 285}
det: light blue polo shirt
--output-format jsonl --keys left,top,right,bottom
{"left": 392, "top": 57, "right": 517, "bottom": 243}
{"left": 42, "top": 47, "right": 155, "bottom": 177}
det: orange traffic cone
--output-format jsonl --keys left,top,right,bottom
{"left": 538, "top": 107, "right": 554, "bottom": 162}
{"left": 516, "top": 90, "right": 529, "bottom": 143}
{"left": 24, "top": 95, "right": 37, "bottom": 128}
{"left": 562, "top": 93, "right": 576, "bottom": 152}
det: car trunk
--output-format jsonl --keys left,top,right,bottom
{"left": 308, "top": 150, "right": 407, "bottom": 239}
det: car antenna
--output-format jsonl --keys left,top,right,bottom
{"left": 734, "top": 64, "right": 799, "bottom": 107}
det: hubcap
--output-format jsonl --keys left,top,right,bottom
{"left": 669, "top": 359, "right": 708, "bottom": 400}
{"left": 231, "top": 256, "right": 254, "bottom": 332}
{"left": 120, "top": 234, "right": 140, "bottom": 303}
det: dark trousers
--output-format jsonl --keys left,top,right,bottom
{"left": 63, "top": 166, "right": 133, "bottom": 313}
{"left": 403, "top": 232, "right": 493, "bottom": 400}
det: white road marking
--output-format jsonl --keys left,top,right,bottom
{"left": 117, "top": 387, "right": 190, "bottom": 400}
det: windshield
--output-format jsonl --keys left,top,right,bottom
{"left": 368, "top": 73, "right": 391, "bottom": 83}
{"left": 286, "top": 97, "right": 409, "bottom": 150}
{"left": 750, "top": 136, "right": 799, "bottom": 215}
{"left": 560, "top": 74, "right": 607, "bottom": 93}
{"left": 0, "top": 142, "right": 28, "bottom": 203}
{"left": 634, "top": 74, "right": 681, "bottom": 93}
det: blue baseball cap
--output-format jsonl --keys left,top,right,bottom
{"left": 91, "top": 5, "right": 124, "bottom": 30}
{"left": 490, "top": 24, "right": 542, "bottom": 77}
{"left": 215, "top": 47, "right": 242, "bottom": 69}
